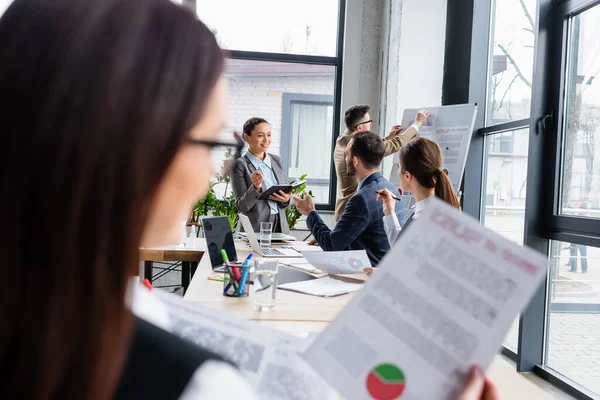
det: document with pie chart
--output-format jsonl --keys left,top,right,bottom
{"left": 304, "top": 198, "right": 548, "bottom": 400}
{"left": 300, "top": 249, "right": 370, "bottom": 275}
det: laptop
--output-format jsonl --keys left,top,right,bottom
{"left": 201, "top": 216, "right": 237, "bottom": 270}
{"left": 235, "top": 215, "right": 296, "bottom": 242}
{"left": 238, "top": 213, "right": 302, "bottom": 258}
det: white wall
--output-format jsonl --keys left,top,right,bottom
{"left": 341, "top": 0, "right": 385, "bottom": 136}
{"left": 380, "top": 0, "right": 448, "bottom": 178}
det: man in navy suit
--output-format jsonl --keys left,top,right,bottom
{"left": 293, "top": 132, "right": 403, "bottom": 266}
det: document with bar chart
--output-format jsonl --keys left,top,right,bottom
{"left": 304, "top": 198, "right": 548, "bottom": 400}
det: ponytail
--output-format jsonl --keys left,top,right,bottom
{"left": 434, "top": 171, "right": 461, "bottom": 210}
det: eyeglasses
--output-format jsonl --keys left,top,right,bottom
{"left": 185, "top": 132, "right": 244, "bottom": 175}
{"left": 354, "top": 119, "right": 373, "bottom": 129}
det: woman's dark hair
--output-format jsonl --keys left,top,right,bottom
{"left": 400, "top": 138, "right": 461, "bottom": 209}
{"left": 0, "top": 0, "right": 223, "bottom": 399}
{"left": 243, "top": 117, "right": 269, "bottom": 135}
{"left": 350, "top": 131, "right": 385, "bottom": 169}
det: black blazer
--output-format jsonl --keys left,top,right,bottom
{"left": 307, "top": 172, "right": 403, "bottom": 266}
{"left": 230, "top": 153, "right": 290, "bottom": 233}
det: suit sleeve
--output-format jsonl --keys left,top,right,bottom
{"left": 383, "top": 125, "right": 419, "bottom": 156}
{"left": 231, "top": 161, "right": 260, "bottom": 214}
{"left": 307, "top": 194, "right": 370, "bottom": 251}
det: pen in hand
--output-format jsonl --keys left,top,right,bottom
{"left": 375, "top": 190, "right": 401, "bottom": 201}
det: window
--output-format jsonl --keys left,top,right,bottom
{"left": 221, "top": 59, "right": 338, "bottom": 206}
{"left": 482, "top": 129, "right": 529, "bottom": 245}
{"left": 196, "top": 0, "right": 340, "bottom": 56}
{"left": 488, "top": 131, "right": 514, "bottom": 153}
{"left": 546, "top": 240, "right": 600, "bottom": 397}
{"left": 482, "top": 128, "right": 530, "bottom": 351}
{"left": 487, "top": 0, "right": 537, "bottom": 125}
{"left": 559, "top": 6, "right": 600, "bottom": 218}
{"left": 198, "top": 0, "right": 345, "bottom": 211}
{"left": 282, "top": 94, "right": 334, "bottom": 204}
{"left": 465, "top": 0, "right": 600, "bottom": 396}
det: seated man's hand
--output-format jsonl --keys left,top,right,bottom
{"left": 293, "top": 191, "right": 316, "bottom": 216}
{"left": 363, "top": 267, "right": 375, "bottom": 276}
{"left": 307, "top": 238, "right": 319, "bottom": 246}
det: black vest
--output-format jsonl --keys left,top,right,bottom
{"left": 113, "top": 317, "right": 226, "bottom": 400}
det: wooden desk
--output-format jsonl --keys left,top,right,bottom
{"left": 184, "top": 239, "right": 554, "bottom": 399}
{"left": 140, "top": 247, "right": 204, "bottom": 291}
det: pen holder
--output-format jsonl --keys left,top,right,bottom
{"left": 223, "top": 262, "right": 251, "bottom": 297}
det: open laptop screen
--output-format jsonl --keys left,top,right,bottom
{"left": 201, "top": 216, "right": 237, "bottom": 268}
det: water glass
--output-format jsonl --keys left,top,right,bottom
{"left": 260, "top": 221, "right": 272, "bottom": 247}
{"left": 253, "top": 259, "right": 279, "bottom": 311}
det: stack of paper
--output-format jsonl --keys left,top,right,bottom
{"left": 278, "top": 276, "right": 363, "bottom": 297}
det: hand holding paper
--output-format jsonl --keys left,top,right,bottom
{"left": 304, "top": 198, "right": 548, "bottom": 400}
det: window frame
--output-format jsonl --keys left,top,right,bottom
{"left": 448, "top": 0, "right": 600, "bottom": 398}
{"left": 190, "top": 0, "right": 346, "bottom": 211}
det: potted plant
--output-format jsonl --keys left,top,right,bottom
{"left": 285, "top": 174, "right": 313, "bottom": 230}
{"left": 191, "top": 174, "right": 239, "bottom": 231}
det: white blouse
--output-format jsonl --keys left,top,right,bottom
{"left": 382, "top": 196, "right": 434, "bottom": 245}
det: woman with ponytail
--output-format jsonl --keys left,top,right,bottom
{"left": 376, "top": 137, "right": 461, "bottom": 246}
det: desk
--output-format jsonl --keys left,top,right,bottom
{"left": 140, "top": 247, "right": 204, "bottom": 291}
{"left": 184, "top": 239, "right": 553, "bottom": 399}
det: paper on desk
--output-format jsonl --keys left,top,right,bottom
{"left": 278, "top": 276, "right": 363, "bottom": 297}
{"left": 303, "top": 198, "right": 548, "bottom": 400}
{"left": 290, "top": 244, "right": 324, "bottom": 252}
{"left": 300, "top": 250, "right": 370, "bottom": 275}
{"left": 154, "top": 291, "right": 337, "bottom": 400}
{"left": 278, "top": 258, "right": 324, "bottom": 274}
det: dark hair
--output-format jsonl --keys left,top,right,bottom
{"left": 400, "top": 138, "right": 461, "bottom": 209}
{"left": 344, "top": 104, "right": 370, "bottom": 130}
{"left": 350, "top": 132, "right": 385, "bottom": 170}
{"left": 243, "top": 117, "right": 269, "bottom": 135}
{"left": 0, "top": 0, "right": 223, "bottom": 399}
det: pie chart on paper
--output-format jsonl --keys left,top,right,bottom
{"left": 365, "top": 363, "right": 406, "bottom": 400}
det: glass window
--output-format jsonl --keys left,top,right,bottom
{"left": 287, "top": 99, "right": 334, "bottom": 203}
{"left": 482, "top": 128, "right": 529, "bottom": 351}
{"left": 221, "top": 59, "right": 336, "bottom": 204}
{"left": 559, "top": 5, "right": 600, "bottom": 218}
{"left": 546, "top": 240, "right": 600, "bottom": 396}
{"left": 196, "top": 0, "right": 340, "bottom": 56}
{"left": 487, "top": 0, "right": 537, "bottom": 125}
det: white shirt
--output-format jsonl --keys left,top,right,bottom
{"left": 127, "top": 280, "right": 258, "bottom": 400}
{"left": 382, "top": 196, "right": 434, "bottom": 245}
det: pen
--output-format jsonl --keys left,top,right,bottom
{"left": 375, "top": 190, "right": 401, "bottom": 201}
{"left": 142, "top": 278, "right": 152, "bottom": 291}
{"left": 221, "top": 249, "right": 241, "bottom": 281}
{"left": 221, "top": 249, "right": 239, "bottom": 293}
{"left": 237, "top": 253, "right": 253, "bottom": 295}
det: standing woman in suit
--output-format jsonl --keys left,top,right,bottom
{"left": 231, "top": 117, "right": 291, "bottom": 233}
{"left": 377, "top": 137, "right": 461, "bottom": 246}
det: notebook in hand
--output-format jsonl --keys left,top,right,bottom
{"left": 257, "top": 180, "right": 307, "bottom": 200}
